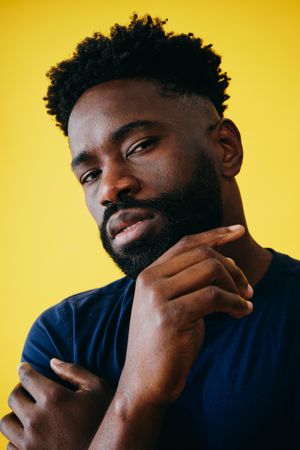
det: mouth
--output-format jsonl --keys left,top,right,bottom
{"left": 107, "top": 208, "right": 160, "bottom": 248}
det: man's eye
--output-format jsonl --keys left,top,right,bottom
{"left": 80, "top": 170, "right": 102, "bottom": 185}
{"left": 126, "top": 138, "right": 158, "bottom": 157}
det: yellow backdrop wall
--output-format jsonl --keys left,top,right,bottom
{"left": 1, "top": 1, "right": 299, "bottom": 447}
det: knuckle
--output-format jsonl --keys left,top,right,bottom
{"left": 7, "top": 392, "right": 14, "bottom": 409}
{"left": 137, "top": 277, "right": 167, "bottom": 304}
{"left": 196, "top": 245, "right": 213, "bottom": 260}
{"left": 155, "top": 307, "right": 170, "bottom": 328}
{"left": 210, "top": 257, "right": 222, "bottom": 271}
{"left": 149, "top": 282, "right": 166, "bottom": 301}
{"left": 205, "top": 285, "right": 221, "bottom": 303}
{"left": 136, "top": 269, "right": 154, "bottom": 288}
{"left": 41, "top": 387, "right": 62, "bottom": 407}
{"left": 206, "top": 258, "right": 223, "bottom": 276}
{"left": 176, "top": 234, "right": 194, "bottom": 251}
{"left": 155, "top": 303, "right": 185, "bottom": 328}
{"left": 24, "top": 415, "right": 42, "bottom": 439}
{"left": 7, "top": 384, "right": 21, "bottom": 408}
{"left": 167, "top": 302, "right": 186, "bottom": 323}
{"left": 24, "top": 414, "right": 37, "bottom": 432}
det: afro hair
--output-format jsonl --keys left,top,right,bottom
{"left": 44, "top": 14, "right": 230, "bottom": 135}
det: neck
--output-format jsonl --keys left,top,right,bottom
{"left": 221, "top": 183, "right": 272, "bottom": 287}
{"left": 220, "top": 231, "right": 272, "bottom": 287}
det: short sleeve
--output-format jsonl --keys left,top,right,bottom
{"left": 21, "top": 301, "right": 73, "bottom": 384}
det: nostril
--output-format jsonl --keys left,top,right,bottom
{"left": 118, "top": 188, "right": 132, "bottom": 200}
{"left": 102, "top": 199, "right": 112, "bottom": 207}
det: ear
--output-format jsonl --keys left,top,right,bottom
{"left": 216, "top": 119, "right": 243, "bottom": 178}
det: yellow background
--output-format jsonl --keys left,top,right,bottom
{"left": 1, "top": 0, "right": 299, "bottom": 447}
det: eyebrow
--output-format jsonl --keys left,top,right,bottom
{"left": 71, "top": 120, "right": 159, "bottom": 170}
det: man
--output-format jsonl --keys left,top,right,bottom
{"left": 1, "top": 14, "right": 300, "bottom": 450}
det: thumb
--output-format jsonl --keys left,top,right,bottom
{"left": 50, "top": 358, "right": 101, "bottom": 391}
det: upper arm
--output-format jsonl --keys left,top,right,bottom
{"left": 21, "top": 302, "right": 73, "bottom": 385}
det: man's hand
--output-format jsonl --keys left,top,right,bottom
{"left": 1, "top": 225, "right": 254, "bottom": 450}
{"left": 0, "top": 360, "right": 113, "bottom": 450}
{"left": 117, "top": 225, "right": 253, "bottom": 409}
{"left": 87, "top": 225, "right": 254, "bottom": 450}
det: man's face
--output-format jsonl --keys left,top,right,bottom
{"left": 68, "top": 79, "right": 223, "bottom": 278}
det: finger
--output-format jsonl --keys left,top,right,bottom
{"left": 223, "top": 257, "right": 253, "bottom": 298}
{"left": 173, "top": 286, "right": 253, "bottom": 324}
{"left": 7, "top": 443, "right": 18, "bottom": 450}
{"left": 0, "top": 413, "right": 23, "bottom": 449}
{"left": 166, "top": 259, "right": 241, "bottom": 300}
{"left": 8, "top": 384, "right": 34, "bottom": 423}
{"left": 150, "top": 225, "right": 245, "bottom": 266}
{"left": 152, "top": 246, "right": 252, "bottom": 299}
{"left": 50, "top": 359, "right": 108, "bottom": 393}
{"left": 18, "top": 362, "right": 64, "bottom": 403}
{"left": 208, "top": 253, "right": 252, "bottom": 298}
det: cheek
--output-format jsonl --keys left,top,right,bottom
{"left": 84, "top": 193, "right": 103, "bottom": 225}
{"left": 145, "top": 151, "right": 199, "bottom": 193}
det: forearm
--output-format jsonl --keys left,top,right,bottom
{"left": 88, "top": 390, "right": 165, "bottom": 450}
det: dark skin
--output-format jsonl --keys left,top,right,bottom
{"left": 1, "top": 79, "right": 271, "bottom": 449}
{"left": 1, "top": 361, "right": 113, "bottom": 450}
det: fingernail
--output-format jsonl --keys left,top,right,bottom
{"left": 17, "top": 362, "right": 28, "bottom": 374}
{"left": 226, "top": 257, "right": 235, "bottom": 265}
{"left": 228, "top": 224, "right": 243, "bottom": 231}
{"left": 246, "top": 301, "right": 253, "bottom": 312}
{"left": 246, "top": 284, "right": 254, "bottom": 298}
{"left": 50, "top": 358, "right": 63, "bottom": 366}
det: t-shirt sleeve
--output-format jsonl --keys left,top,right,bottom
{"left": 287, "top": 274, "right": 300, "bottom": 444}
{"left": 21, "top": 301, "right": 73, "bottom": 384}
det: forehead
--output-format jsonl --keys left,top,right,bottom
{"left": 68, "top": 79, "right": 216, "bottom": 153}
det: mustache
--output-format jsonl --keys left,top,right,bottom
{"left": 101, "top": 194, "right": 183, "bottom": 235}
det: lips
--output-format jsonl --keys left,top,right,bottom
{"left": 107, "top": 208, "right": 155, "bottom": 239}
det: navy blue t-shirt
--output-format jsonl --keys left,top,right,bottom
{"left": 22, "top": 250, "right": 300, "bottom": 449}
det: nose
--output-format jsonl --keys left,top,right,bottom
{"left": 98, "top": 165, "right": 141, "bottom": 206}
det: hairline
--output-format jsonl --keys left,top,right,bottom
{"left": 67, "top": 77, "right": 221, "bottom": 137}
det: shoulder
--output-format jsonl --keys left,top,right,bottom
{"left": 255, "top": 250, "right": 300, "bottom": 352}
{"left": 22, "top": 277, "right": 135, "bottom": 380}
{"left": 270, "top": 250, "right": 300, "bottom": 299}
{"left": 275, "top": 250, "right": 300, "bottom": 279}
{"left": 253, "top": 250, "right": 300, "bottom": 336}
{"left": 38, "top": 276, "right": 135, "bottom": 324}
{"left": 256, "top": 250, "right": 300, "bottom": 295}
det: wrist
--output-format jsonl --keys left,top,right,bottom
{"left": 113, "top": 387, "right": 166, "bottom": 423}
{"left": 89, "top": 388, "right": 166, "bottom": 450}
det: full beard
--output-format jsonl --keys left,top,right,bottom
{"left": 99, "top": 154, "right": 223, "bottom": 279}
